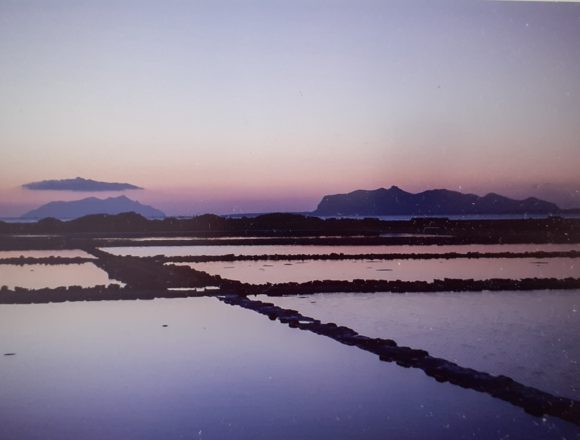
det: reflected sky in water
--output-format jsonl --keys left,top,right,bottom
{"left": 0, "top": 263, "right": 121, "bottom": 289}
{"left": 1, "top": 298, "right": 578, "bottom": 439}
{"left": 103, "top": 233, "right": 442, "bottom": 242}
{"left": 175, "top": 258, "right": 577, "bottom": 284}
{"left": 258, "top": 290, "right": 580, "bottom": 401}
{"left": 102, "top": 243, "right": 580, "bottom": 257}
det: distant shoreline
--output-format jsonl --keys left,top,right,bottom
{"left": 2, "top": 213, "right": 580, "bottom": 250}
{"left": 3, "top": 211, "right": 580, "bottom": 224}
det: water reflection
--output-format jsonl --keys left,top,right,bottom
{"left": 0, "top": 263, "right": 122, "bottom": 289}
{"left": 103, "top": 233, "right": 443, "bottom": 242}
{"left": 102, "top": 243, "right": 580, "bottom": 257}
{"left": 0, "top": 298, "right": 577, "bottom": 439}
{"left": 173, "top": 258, "right": 577, "bottom": 284}
{"left": 257, "top": 290, "right": 580, "bottom": 400}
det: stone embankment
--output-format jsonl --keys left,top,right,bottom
{"left": 219, "top": 295, "right": 580, "bottom": 427}
{"left": 162, "top": 250, "right": 580, "bottom": 263}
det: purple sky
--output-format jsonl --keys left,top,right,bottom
{"left": 1, "top": 0, "right": 579, "bottom": 216}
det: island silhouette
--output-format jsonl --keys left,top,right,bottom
{"left": 21, "top": 195, "right": 164, "bottom": 219}
{"left": 314, "top": 186, "right": 561, "bottom": 216}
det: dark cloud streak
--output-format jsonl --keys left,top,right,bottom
{"left": 22, "top": 177, "right": 143, "bottom": 192}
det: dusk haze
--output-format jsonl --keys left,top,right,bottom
{"left": 1, "top": 0, "right": 580, "bottom": 216}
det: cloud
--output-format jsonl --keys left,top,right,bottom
{"left": 22, "top": 177, "right": 143, "bottom": 192}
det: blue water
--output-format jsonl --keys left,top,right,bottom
{"left": 1, "top": 298, "right": 578, "bottom": 439}
{"left": 258, "top": 290, "right": 580, "bottom": 401}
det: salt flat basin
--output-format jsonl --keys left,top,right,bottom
{"left": 256, "top": 290, "right": 580, "bottom": 401}
{"left": 101, "top": 243, "right": 580, "bottom": 258}
{"left": 0, "top": 263, "right": 122, "bottom": 289}
{"left": 0, "top": 298, "right": 577, "bottom": 439}
{"left": 105, "top": 233, "right": 442, "bottom": 242}
{"left": 172, "top": 258, "right": 577, "bottom": 284}
{"left": 108, "top": 235, "right": 353, "bottom": 241}
{"left": 0, "top": 249, "right": 94, "bottom": 259}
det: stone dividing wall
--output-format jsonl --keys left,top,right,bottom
{"left": 3, "top": 246, "right": 580, "bottom": 300}
{"left": 161, "top": 250, "right": 580, "bottom": 263}
{"left": 0, "top": 257, "right": 94, "bottom": 265}
{"left": 3, "top": 277, "right": 580, "bottom": 304}
{"left": 218, "top": 295, "right": 580, "bottom": 427}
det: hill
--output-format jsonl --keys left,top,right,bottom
{"left": 314, "top": 186, "right": 560, "bottom": 216}
{"left": 21, "top": 196, "right": 165, "bottom": 220}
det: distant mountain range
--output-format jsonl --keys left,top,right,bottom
{"left": 16, "top": 187, "right": 574, "bottom": 220}
{"left": 21, "top": 196, "right": 165, "bottom": 219}
{"left": 313, "top": 186, "right": 562, "bottom": 216}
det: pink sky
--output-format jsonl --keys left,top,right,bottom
{"left": 1, "top": 1, "right": 579, "bottom": 216}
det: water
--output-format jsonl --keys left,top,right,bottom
{"left": 101, "top": 233, "right": 444, "bottom": 242}
{"left": 0, "top": 249, "right": 94, "bottom": 259}
{"left": 317, "top": 214, "right": 580, "bottom": 220}
{"left": 0, "top": 298, "right": 577, "bottom": 439}
{"left": 0, "top": 263, "right": 122, "bottom": 289}
{"left": 173, "top": 258, "right": 578, "bottom": 284}
{"left": 105, "top": 236, "right": 359, "bottom": 242}
{"left": 255, "top": 290, "right": 580, "bottom": 401}
{"left": 101, "top": 236, "right": 277, "bottom": 242}
{"left": 102, "top": 243, "right": 580, "bottom": 258}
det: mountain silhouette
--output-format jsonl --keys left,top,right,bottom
{"left": 314, "top": 186, "right": 560, "bottom": 216}
{"left": 21, "top": 196, "right": 165, "bottom": 219}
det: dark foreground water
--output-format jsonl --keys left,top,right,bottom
{"left": 1, "top": 298, "right": 578, "bottom": 440}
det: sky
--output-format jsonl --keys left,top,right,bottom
{"left": 1, "top": 0, "right": 579, "bottom": 216}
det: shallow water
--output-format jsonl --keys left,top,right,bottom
{"left": 0, "top": 263, "right": 122, "bottom": 289}
{"left": 105, "top": 233, "right": 442, "bottom": 242}
{"left": 0, "top": 298, "right": 578, "bottom": 439}
{"left": 174, "top": 258, "right": 577, "bottom": 284}
{"left": 0, "top": 249, "right": 94, "bottom": 259}
{"left": 256, "top": 290, "right": 580, "bottom": 401}
{"left": 111, "top": 235, "right": 355, "bottom": 241}
{"left": 102, "top": 243, "right": 580, "bottom": 257}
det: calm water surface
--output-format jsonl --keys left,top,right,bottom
{"left": 0, "top": 298, "right": 578, "bottom": 439}
{"left": 256, "top": 290, "right": 580, "bottom": 400}
{"left": 104, "top": 234, "right": 442, "bottom": 242}
{"left": 174, "top": 258, "right": 577, "bottom": 284}
{"left": 0, "top": 263, "right": 122, "bottom": 289}
{"left": 111, "top": 236, "right": 362, "bottom": 242}
{"left": 102, "top": 243, "right": 580, "bottom": 257}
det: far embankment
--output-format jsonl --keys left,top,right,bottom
{"left": 1, "top": 212, "right": 579, "bottom": 250}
